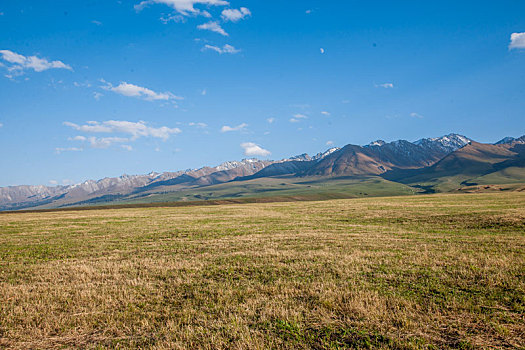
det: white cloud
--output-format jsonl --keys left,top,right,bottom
{"left": 321, "top": 111, "right": 330, "bottom": 116}
{"left": 49, "top": 180, "right": 58, "bottom": 185}
{"left": 221, "top": 7, "right": 251, "bottom": 22}
{"left": 135, "top": 0, "right": 229, "bottom": 16}
{"left": 202, "top": 44, "right": 240, "bottom": 54}
{"left": 320, "top": 48, "right": 325, "bottom": 54}
{"left": 102, "top": 80, "right": 182, "bottom": 101}
{"left": 189, "top": 122, "right": 208, "bottom": 128}
{"left": 305, "top": 9, "right": 312, "bottom": 14}
{"left": 87, "top": 137, "right": 129, "bottom": 149}
{"left": 509, "top": 32, "right": 525, "bottom": 50}
{"left": 0, "top": 49, "right": 72, "bottom": 73}
{"left": 240, "top": 142, "right": 271, "bottom": 157}
{"left": 290, "top": 113, "right": 308, "bottom": 123}
{"left": 93, "top": 92, "right": 103, "bottom": 100}
{"left": 121, "top": 145, "right": 133, "bottom": 151}
{"left": 197, "top": 21, "right": 228, "bottom": 36}
{"left": 410, "top": 112, "right": 424, "bottom": 119}
{"left": 0, "top": 123, "right": 3, "bottom": 128}
{"left": 266, "top": 117, "right": 275, "bottom": 124}
{"left": 221, "top": 123, "right": 247, "bottom": 132}
{"left": 64, "top": 120, "right": 182, "bottom": 141}
{"left": 376, "top": 83, "right": 394, "bottom": 88}
{"left": 326, "top": 140, "right": 334, "bottom": 146}
{"left": 55, "top": 147, "right": 83, "bottom": 154}
{"left": 160, "top": 13, "right": 185, "bottom": 23}
{"left": 91, "top": 20, "right": 102, "bottom": 26}
{"left": 68, "top": 135, "right": 87, "bottom": 141}
{"left": 201, "top": 89, "right": 207, "bottom": 95}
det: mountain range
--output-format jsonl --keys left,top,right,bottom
{"left": 1, "top": 133, "right": 524, "bottom": 211}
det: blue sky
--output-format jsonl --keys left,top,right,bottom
{"left": 0, "top": 0, "right": 524, "bottom": 186}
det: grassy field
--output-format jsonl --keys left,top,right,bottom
{"left": 0, "top": 193, "right": 524, "bottom": 349}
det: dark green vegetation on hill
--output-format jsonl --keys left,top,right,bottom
{"left": 0, "top": 192, "right": 524, "bottom": 349}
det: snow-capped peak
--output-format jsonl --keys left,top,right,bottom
{"left": 365, "top": 140, "right": 386, "bottom": 147}
{"left": 415, "top": 133, "right": 471, "bottom": 152}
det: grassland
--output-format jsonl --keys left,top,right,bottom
{"left": 0, "top": 193, "right": 524, "bottom": 349}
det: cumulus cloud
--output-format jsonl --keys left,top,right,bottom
{"left": 0, "top": 49, "right": 72, "bottom": 73}
{"left": 135, "top": 0, "right": 229, "bottom": 16}
{"left": 320, "top": 48, "right": 325, "bottom": 54}
{"left": 221, "top": 7, "right": 251, "bottom": 22}
{"left": 202, "top": 44, "right": 240, "bottom": 54}
{"left": 509, "top": 32, "right": 525, "bottom": 50}
{"left": 241, "top": 142, "right": 271, "bottom": 157}
{"left": 64, "top": 120, "right": 182, "bottom": 141}
{"left": 101, "top": 80, "right": 182, "bottom": 101}
{"left": 290, "top": 114, "right": 308, "bottom": 123}
{"left": 376, "top": 83, "right": 394, "bottom": 88}
{"left": 197, "top": 21, "right": 228, "bottom": 36}
{"left": 221, "top": 123, "right": 247, "bottom": 132}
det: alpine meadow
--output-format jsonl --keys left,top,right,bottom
{"left": 1, "top": 1, "right": 524, "bottom": 349}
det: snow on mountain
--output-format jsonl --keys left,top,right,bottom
{"left": 365, "top": 140, "right": 386, "bottom": 147}
{"left": 414, "top": 133, "right": 471, "bottom": 153}
{"left": 495, "top": 135, "right": 525, "bottom": 145}
{"left": 312, "top": 148, "right": 341, "bottom": 160}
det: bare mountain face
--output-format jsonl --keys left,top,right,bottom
{"left": 383, "top": 138, "right": 525, "bottom": 190}
{"left": 305, "top": 134, "right": 472, "bottom": 176}
{"left": 0, "top": 159, "right": 272, "bottom": 211}
{"left": 2, "top": 133, "right": 523, "bottom": 211}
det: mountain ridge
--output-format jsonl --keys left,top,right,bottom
{"left": 1, "top": 133, "right": 523, "bottom": 211}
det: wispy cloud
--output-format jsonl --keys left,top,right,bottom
{"left": 101, "top": 80, "right": 183, "bottom": 101}
{"left": 135, "top": 0, "right": 229, "bottom": 17}
{"left": 221, "top": 123, "right": 247, "bottom": 132}
{"left": 326, "top": 140, "right": 334, "bottom": 146}
{"left": 64, "top": 120, "right": 182, "bottom": 141}
{"left": 221, "top": 7, "right": 251, "bottom": 22}
{"left": 87, "top": 137, "right": 129, "bottom": 149}
{"left": 290, "top": 114, "right": 308, "bottom": 123}
{"left": 376, "top": 83, "right": 394, "bottom": 88}
{"left": 410, "top": 112, "right": 424, "bottom": 119}
{"left": 197, "top": 21, "right": 228, "bottom": 36}
{"left": 509, "top": 32, "right": 525, "bottom": 50}
{"left": 266, "top": 117, "right": 275, "bottom": 124}
{"left": 0, "top": 50, "right": 72, "bottom": 74}
{"left": 321, "top": 111, "right": 330, "bottom": 116}
{"left": 55, "top": 147, "right": 83, "bottom": 154}
{"left": 240, "top": 142, "right": 271, "bottom": 157}
{"left": 203, "top": 44, "right": 240, "bottom": 54}
{"left": 189, "top": 122, "right": 208, "bottom": 128}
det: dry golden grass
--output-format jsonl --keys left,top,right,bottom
{"left": 0, "top": 192, "right": 524, "bottom": 349}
